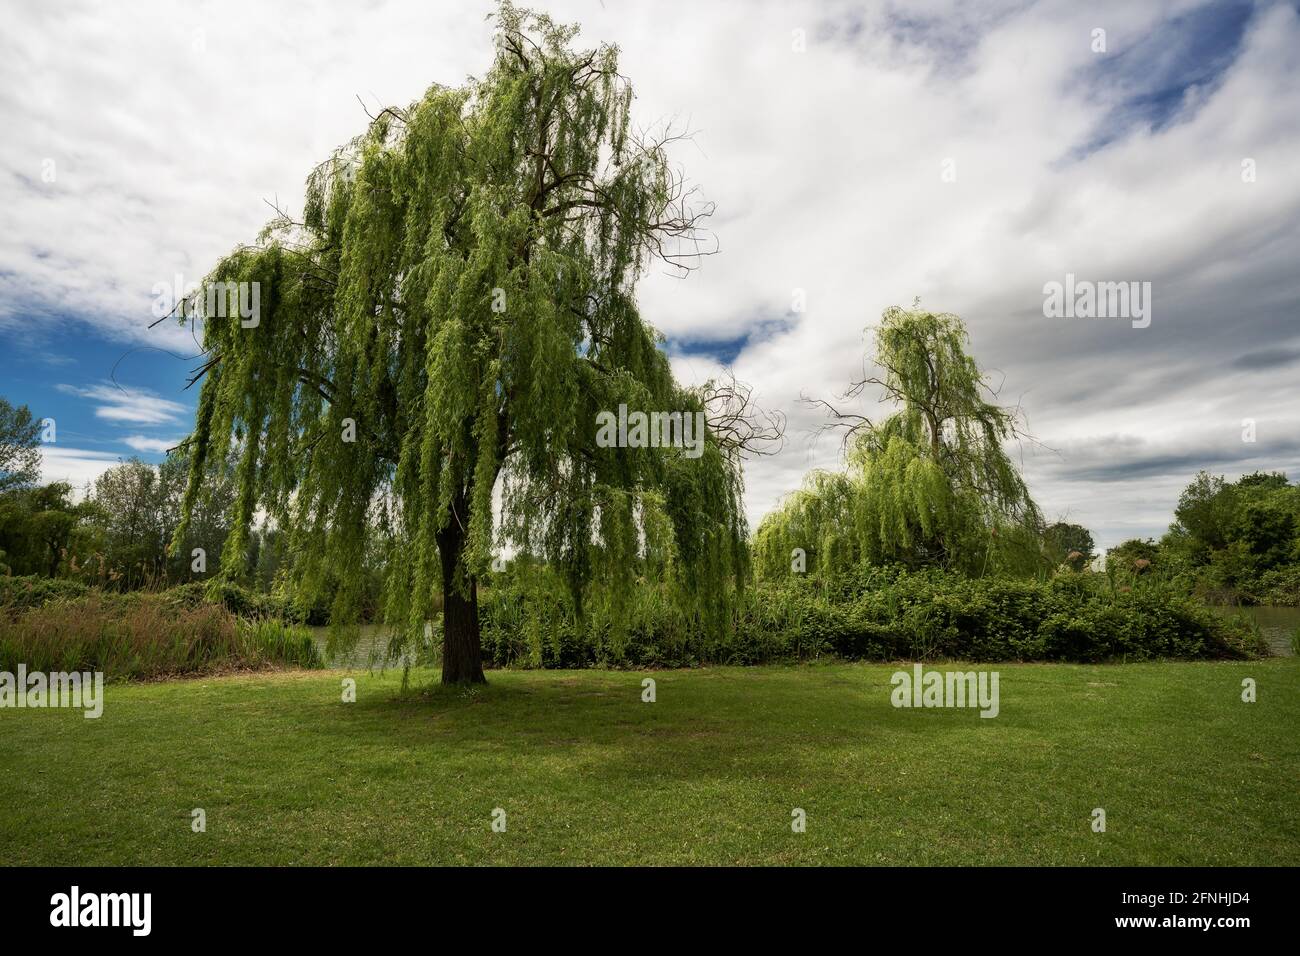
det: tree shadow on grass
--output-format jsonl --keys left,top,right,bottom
{"left": 297, "top": 666, "right": 1066, "bottom": 791}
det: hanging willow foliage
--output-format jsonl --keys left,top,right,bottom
{"left": 170, "top": 3, "right": 748, "bottom": 683}
{"left": 752, "top": 470, "right": 859, "bottom": 580}
{"left": 758, "top": 306, "right": 1045, "bottom": 579}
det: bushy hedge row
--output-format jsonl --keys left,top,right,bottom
{"left": 478, "top": 566, "right": 1263, "bottom": 668}
{"left": 749, "top": 569, "right": 1261, "bottom": 663}
{"left": 4, "top": 565, "right": 1263, "bottom": 674}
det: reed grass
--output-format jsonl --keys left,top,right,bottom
{"left": 0, "top": 592, "right": 321, "bottom": 679}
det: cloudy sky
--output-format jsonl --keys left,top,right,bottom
{"left": 2, "top": 0, "right": 1297, "bottom": 548}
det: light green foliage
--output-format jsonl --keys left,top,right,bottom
{"left": 173, "top": 3, "right": 746, "bottom": 676}
{"left": 758, "top": 306, "right": 1043, "bottom": 578}
{"left": 850, "top": 307, "right": 1041, "bottom": 571}
{"left": 752, "top": 470, "right": 858, "bottom": 580}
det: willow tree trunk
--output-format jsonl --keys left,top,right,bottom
{"left": 436, "top": 519, "right": 486, "bottom": 685}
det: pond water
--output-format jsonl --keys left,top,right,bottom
{"left": 1210, "top": 606, "right": 1299, "bottom": 657}
{"left": 309, "top": 624, "right": 431, "bottom": 670}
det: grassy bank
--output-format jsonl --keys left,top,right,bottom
{"left": 0, "top": 591, "right": 321, "bottom": 679}
{"left": 1, "top": 660, "right": 1296, "bottom": 865}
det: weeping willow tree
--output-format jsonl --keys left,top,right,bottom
{"left": 761, "top": 305, "right": 1043, "bottom": 578}
{"left": 847, "top": 306, "right": 1043, "bottom": 573}
{"left": 168, "top": 3, "right": 753, "bottom": 683}
{"left": 752, "top": 470, "right": 858, "bottom": 579}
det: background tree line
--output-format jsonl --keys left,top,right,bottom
{"left": 0, "top": 396, "right": 328, "bottom": 598}
{"left": 1109, "top": 470, "right": 1300, "bottom": 604}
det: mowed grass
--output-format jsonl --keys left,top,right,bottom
{"left": 1, "top": 660, "right": 1296, "bottom": 865}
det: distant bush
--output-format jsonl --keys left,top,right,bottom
{"left": 476, "top": 565, "right": 1263, "bottom": 668}
{"left": 1257, "top": 566, "right": 1300, "bottom": 606}
{"left": 0, "top": 575, "right": 90, "bottom": 612}
{"left": 0, "top": 591, "right": 321, "bottom": 680}
{"left": 160, "top": 581, "right": 303, "bottom": 622}
{"left": 479, "top": 575, "right": 595, "bottom": 668}
{"left": 1107, "top": 471, "right": 1300, "bottom": 607}
{"left": 727, "top": 570, "right": 1260, "bottom": 664}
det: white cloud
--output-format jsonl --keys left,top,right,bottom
{"left": 37, "top": 446, "right": 123, "bottom": 493}
{"left": 3, "top": 0, "right": 1299, "bottom": 548}
{"left": 56, "top": 384, "right": 187, "bottom": 425}
{"left": 122, "top": 435, "right": 181, "bottom": 453}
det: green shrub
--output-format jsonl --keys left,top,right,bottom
{"left": 475, "top": 565, "right": 1263, "bottom": 668}
{"left": 1257, "top": 566, "right": 1300, "bottom": 606}
{"left": 160, "top": 581, "right": 301, "bottom": 622}
{"left": 0, "top": 575, "right": 90, "bottom": 612}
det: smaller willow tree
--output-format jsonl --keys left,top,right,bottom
{"left": 752, "top": 470, "right": 857, "bottom": 580}
{"left": 169, "top": 4, "right": 758, "bottom": 683}
{"left": 760, "top": 305, "right": 1043, "bottom": 577}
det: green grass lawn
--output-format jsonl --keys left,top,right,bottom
{"left": 1, "top": 660, "right": 1296, "bottom": 865}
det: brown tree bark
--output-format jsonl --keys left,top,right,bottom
{"left": 436, "top": 515, "right": 486, "bottom": 685}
